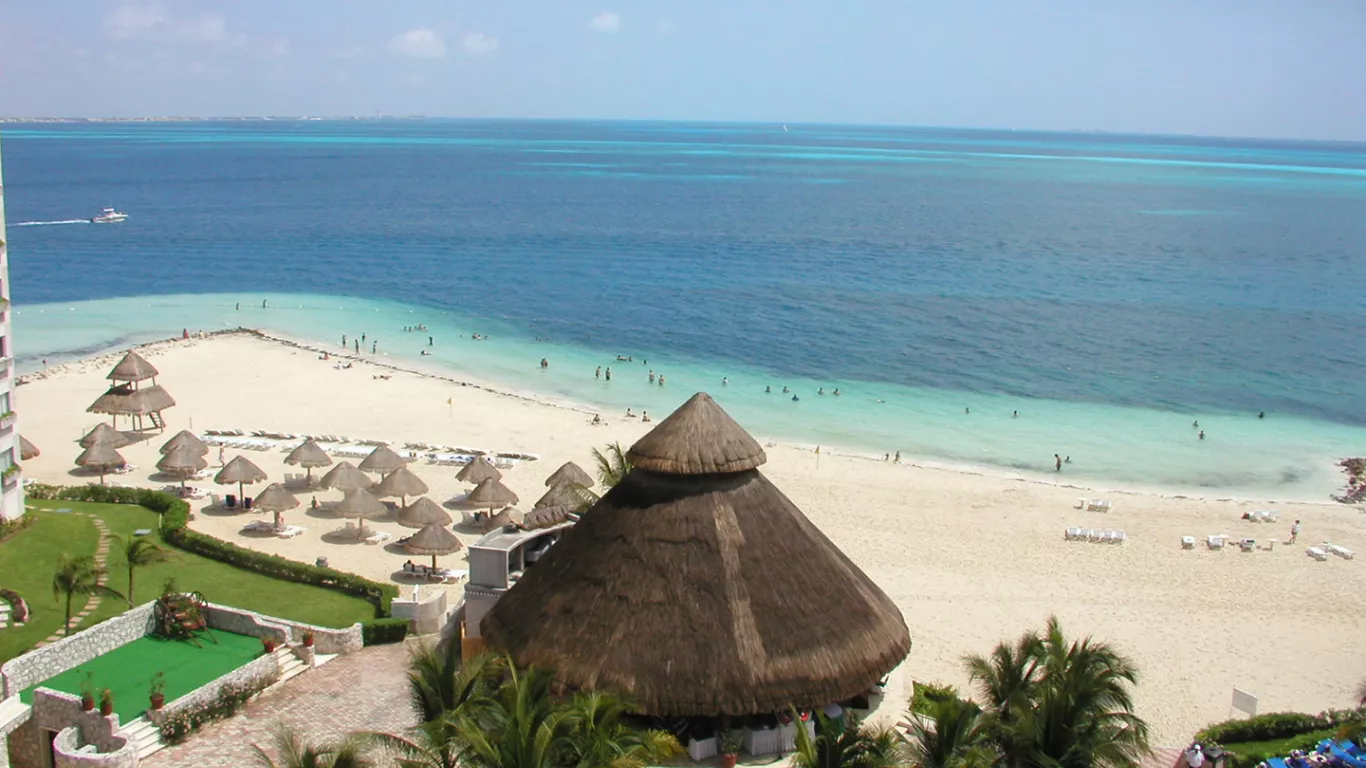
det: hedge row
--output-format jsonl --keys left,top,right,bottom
{"left": 1197, "top": 709, "right": 1364, "bottom": 746}
{"left": 361, "top": 617, "right": 410, "bottom": 646}
{"left": 27, "top": 484, "right": 398, "bottom": 618}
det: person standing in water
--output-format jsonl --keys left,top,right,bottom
{"left": 353, "top": 339, "right": 359, "bottom": 354}
{"left": 658, "top": 374, "right": 665, "bottom": 386}
{"left": 372, "top": 341, "right": 378, "bottom": 354}
{"left": 262, "top": 299, "right": 268, "bottom": 308}
{"left": 1198, "top": 430, "right": 1205, "bottom": 440}
{"left": 605, "top": 367, "right": 612, "bottom": 381}
{"left": 1055, "top": 454, "right": 1062, "bottom": 472}
{"left": 595, "top": 366, "right": 601, "bottom": 379}
{"left": 342, "top": 334, "right": 347, "bottom": 347}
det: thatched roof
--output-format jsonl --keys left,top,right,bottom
{"left": 375, "top": 466, "right": 429, "bottom": 499}
{"left": 468, "top": 477, "right": 519, "bottom": 507}
{"left": 534, "top": 482, "right": 584, "bottom": 510}
{"left": 75, "top": 442, "right": 125, "bottom": 471}
{"left": 19, "top": 435, "right": 40, "bottom": 461}
{"left": 157, "top": 445, "right": 207, "bottom": 475}
{"left": 253, "top": 483, "right": 300, "bottom": 513}
{"left": 457, "top": 456, "right": 502, "bottom": 484}
{"left": 626, "top": 392, "right": 765, "bottom": 474}
{"left": 334, "top": 487, "right": 386, "bottom": 519}
{"left": 161, "top": 430, "right": 207, "bottom": 456}
{"left": 79, "top": 423, "right": 132, "bottom": 448}
{"left": 521, "top": 505, "right": 573, "bottom": 531}
{"left": 88, "top": 384, "right": 176, "bottom": 416}
{"left": 320, "top": 461, "right": 372, "bottom": 491}
{"left": 397, "top": 497, "right": 452, "bottom": 529}
{"left": 215, "top": 456, "right": 267, "bottom": 486}
{"left": 482, "top": 392, "right": 910, "bottom": 717}
{"left": 285, "top": 439, "right": 333, "bottom": 468}
{"left": 107, "top": 351, "right": 159, "bottom": 382}
{"left": 480, "top": 507, "right": 516, "bottom": 533}
{"left": 545, "top": 461, "right": 593, "bottom": 488}
{"left": 358, "top": 444, "right": 407, "bottom": 474}
{"left": 403, "top": 522, "right": 463, "bottom": 556}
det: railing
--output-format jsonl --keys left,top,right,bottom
{"left": 0, "top": 411, "right": 13, "bottom": 431}
{"left": 2, "top": 464, "right": 21, "bottom": 488}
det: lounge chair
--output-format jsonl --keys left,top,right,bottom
{"left": 1327, "top": 544, "right": 1355, "bottom": 560}
{"left": 1306, "top": 546, "right": 1328, "bottom": 561}
{"left": 277, "top": 525, "right": 304, "bottom": 538}
{"left": 365, "top": 531, "right": 391, "bottom": 545}
{"left": 1111, "top": 530, "right": 1127, "bottom": 544}
{"left": 1239, "top": 538, "right": 1256, "bottom": 553}
{"left": 1207, "top": 535, "right": 1226, "bottom": 550}
{"left": 1065, "top": 527, "right": 1082, "bottom": 541}
{"left": 1087, "top": 499, "right": 1113, "bottom": 512}
{"left": 1181, "top": 536, "right": 1196, "bottom": 550}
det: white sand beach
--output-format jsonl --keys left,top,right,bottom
{"left": 15, "top": 332, "right": 1366, "bottom": 745}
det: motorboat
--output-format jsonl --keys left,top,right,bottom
{"left": 91, "top": 208, "right": 128, "bottom": 224}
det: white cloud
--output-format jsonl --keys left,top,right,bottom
{"left": 388, "top": 28, "right": 445, "bottom": 59}
{"left": 460, "top": 32, "right": 499, "bottom": 56}
{"left": 589, "top": 12, "right": 621, "bottom": 33}
{"left": 106, "top": 5, "right": 164, "bottom": 39}
{"left": 105, "top": 5, "right": 231, "bottom": 43}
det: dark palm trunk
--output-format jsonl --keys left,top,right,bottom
{"left": 64, "top": 591, "right": 73, "bottom": 635}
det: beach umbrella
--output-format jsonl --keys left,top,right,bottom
{"left": 160, "top": 429, "right": 208, "bottom": 456}
{"left": 19, "top": 435, "right": 40, "bottom": 461}
{"left": 535, "top": 482, "right": 585, "bottom": 511}
{"left": 75, "top": 442, "right": 125, "bottom": 484}
{"left": 358, "top": 444, "right": 407, "bottom": 476}
{"left": 214, "top": 455, "right": 268, "bottom": 505}
{"left": 253, "top": 483, "right": 300, "bottom": 529}
{"left": 545, "top": 461, "right": 592, "bottom": 489}
{"left": 374, "top": 466, "right": 429, "bottom": 506}
{"left": 397, "top": 497, "right": 452, "bottom": 529}
{"left": 457, "top": 456, "right": 502, "bottom": 484}
{"left": 106, "top": 350, "right": 160, "bottom": 383}
{"left": 468, "top": 477, "right": 519, "bottom": 514}
{"left": 320, "top": 461, "right": 371, "bottom": 491}
{"left": 402, "top": 521, "right": 463, "bottom": 570}
{"left": 334, "top": 487, "right": 386, "bottom": 537}
{"left": 285, "top": 439, "right": 333, "bottom": 483}
{"left": 79, "top": 422, "right": 132, "bottom": 449}
{"left": 521, "top": 505, "right": 573, "bottom": 531}
{"left": 156, "top": 444, "right": 208, "bottom": 488}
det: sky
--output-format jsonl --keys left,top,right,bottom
{"left": 0, "top": 0, "right": 1363, "bottom": 140}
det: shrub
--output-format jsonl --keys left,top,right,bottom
{"left": 910, "top": 681, "right": 960, "bottom": 716}
{"left": 0, "top": 513, "right": 34, "bottom": 543}
{"left": 0, "top": 588, "right": 28, "bottom": 623}
{"left": 1221, "top": 732, "right": 1335, "bottom": 768}
{"left": 361, "top": 618, "right": 409, "bottom": 645}
{"left": 159, "top": 672, "right": 279, "bottom": 744}
{"left": 1197, "top": 711, "right": 1351, "bottom": 744}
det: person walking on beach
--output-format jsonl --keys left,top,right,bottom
{"left": 1289, "top": 519, "right": 1301, "bottom": 544}
{"left": 894, "top": 451, "right": 901, "bottom": 464}
{"left": 372, "top": 341, "right": 378, "bottom": 354}
{"left": 342, "top": 334, "right": 346, "bottom": 347}
{"left": 354, "top": 339, "right": 359, "bottom": 354}
{"left": 218, "top": 446, "right": 226, "bottom": 466}
{"left": 1055, "top": 454, "right": 1062, "bottom": 472}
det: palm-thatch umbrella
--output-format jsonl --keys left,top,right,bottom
{"left": 482, "top": 392, "right": 912, "bottom": 718}
{"left": 19, "top": 435, "right": 40, "bottom": 461}
{"left": 374, "top": 466, "right": 429, "bottom": 506}
{"left": 253, "top": 483, "right": 300, "bottom": 529}
{"left": 397, "top": 497, "right": 452, "bottom": 529}
{"left": 334, "top": 487, "right": 387, "bottom": 537}
{"left": 534, "top": 482, "right": 585, "bottom": 511}
{"left": 284, "top": 439, "right": 333, "bottom": 483}
{"left": 468, "top": 477, "right": 519, "bottom": 515}
{"left": 79, "top": 422, "right": 132, "bottom": 449}
{"left": 107, "top": 350, "right": 160, "bottom": 383}
{"left": 160, "top": 429, "right": 208, "bottom": 456}
{"left": 545, "top": 461, "right": 593, "bottom": 489}
{"left": 522, "top": 505, "right": 574, "bottom": 531}
{"left": 75, "top": 442, "right": 125, "bottom": 484}
{"left": 401, "top": 522, "right": 463, "bottom": 570}
{"left": 319, "top": 461, "right": 372, "bottom": 491}
{"left": 456, "top": 456, "right": 502, "bottom": 484}
{"left": 358, "top": 445, "right": 407, "bottom": 476}
{"left": 214, "top": 455, "right": 267, "bottom": 506}
{"left": 481, "top": 507, "right": 516, "bottom": 534}
{"left": 156, "top": 444, "right": 208, "bottom": 488}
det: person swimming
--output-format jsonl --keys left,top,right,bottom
{"left": 722, "top": 377, "right": 729, "bottom": 386}
{"left": 818, "top": 388, "right": 825, "bottom": 395}
{"left": 765, "top": 385, "right": 772, "bottom": 393}
{"left": 832, "top": 388, "right": 840, "bottom": 396}
{"left": 782, "top": 386, "right": 790, "bottom": 393}
{"left": 792, "top": 395, "right": 800, "bottom": 402}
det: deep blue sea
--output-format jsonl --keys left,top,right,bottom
{"left": 4, "top": 120, "right": 1366, "bottom": 499}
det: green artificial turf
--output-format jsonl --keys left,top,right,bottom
{"left": 19, "top": 631, "right": 265, "bottom": 722}
{"left": 0, "top": 500, "right": 375, "bottom": 663}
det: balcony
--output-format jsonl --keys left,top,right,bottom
{"left": 2, "top": 464, "right": 19, "bottom": 489}
{"left": 0, "top": 411, "right": 12, "bottom": 431}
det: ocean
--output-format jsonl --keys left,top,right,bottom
{"left": 4, "top": 120, "right": 1365, "bottom": 500}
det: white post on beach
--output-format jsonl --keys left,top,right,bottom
{"left": 816, "top": 445, "right": 821, "bottom": 470}
{"left": 1230, "top": 688, "right": 1258, "bottom": 719}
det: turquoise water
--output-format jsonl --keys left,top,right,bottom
{"left": 4, "top": 121, "right": 1366, "bottom": 500}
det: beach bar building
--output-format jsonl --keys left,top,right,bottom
{"left": 480, "top": 393, "right": 911, "bottom": 758}
{"left": 87, "top": 352, "right": 175, "bottom": 433}
{"left": 0, "top": 146, "right": 23, "bottom": 520}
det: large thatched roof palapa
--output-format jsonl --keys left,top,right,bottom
{"left": 79, "top": 423, "right": 132, "bottom": 449}
{"left": 482, "top": 392, "right": 911, "bottom": 717}
{"left": 88, "top": 384, "right": 176, "bottom": 416}
{"left": 107, "top": 351, "right": 159, "bottom": 383}
{"left": 285, "top": 439, "right": 333, "bottom": 468}
{"left": 534, "top": 482, "right": 584, "bottom": 510}
{"left": 457, "top": 455, "right": 502, "bottom": 484}
{"left": 320, "top": 461, "right": 371, "bottom": 491}
{"left": 358, "top": 444, "right": 407, "bottom": 475}
{"left": 545, "top": 461, "right": 593, "bottom": 488}
{"left": 161, "top": 430, "right": 208, "bottom": 456}
{"left": 397, "top": 497, "right": 452, "bottom": 529}
{"left": 19, "top": 435, "right": 40, "bottom": 461}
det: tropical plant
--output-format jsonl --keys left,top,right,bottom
{"left": 51, "top": 554, "right": 122, "bottom": 636}
{"left": 408, "top": 643, "right": 503, "bottom": 724}
{"left": 114, "top": 534, "right": 175, "bottom": 608}
{"left": 590, "top": 443, "right": 632, "bottom": 489}
{"left": 560, "top": 690, "right": 682, "bottom": 768}
{"left": 792, "top": 711, "right": 903, "bottom": 768}
{"left": 359, "top": 722, "right": 463, "bottom": 768}
{"left": 448, "top": 662, "right": 568, "bottom": 768}
{"left": 904, "top": 696, "right": 995, "bottom": 768}
{"left": 252, "top": 722, "right": 374, "bottom": 768}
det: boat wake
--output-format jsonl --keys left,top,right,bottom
{"left": 12, "top": 219, "right": 92, "bottom": 227}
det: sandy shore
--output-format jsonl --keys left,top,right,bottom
{"left": 15, "top": 331, "right": 1366, "bottom": 744}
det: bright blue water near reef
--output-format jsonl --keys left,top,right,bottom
{"left": 5, "top": 121, "right": 1366, "bottom": 499}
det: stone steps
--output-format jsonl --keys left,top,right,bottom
{"left": 0, "top": 603, "right": 10, "bottom": 629}
{"left": 123, "top": 716, "right": 166, "bottom": 760}
{"left": 276, "top": 649, "right": 307, "bottom": 684}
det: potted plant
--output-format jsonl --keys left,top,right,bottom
{"left": 149, "top": 672, "right": 166, "bottom": 710}
{"left": 262, "top": 637, "right": 276, "bottom": 653}
{"left": 80, "top": 673, "right": 95, "bottom": 712}
{"left": 301, "top": 631, "right": 314, "bottom": 648}
{"left": 99, "top": 689, "right": 114, "bottom": 717}
{"left": 719, "top": 729, "right": 743, "bottom": 768}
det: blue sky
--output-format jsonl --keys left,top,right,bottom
{"left": 1, "top": 0, "right": 1363, "bottom": 140}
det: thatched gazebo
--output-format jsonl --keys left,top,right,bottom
{"left": 285, "top": 439, "right": 333, "bottom": 484}
{"left": 79, "top": 423, "right": 132, "bottom": 449}
{"left": 320, "top": 461, "right": 371, "bottom": 491}
{"left": 75, "top": 442, "right": 126, "bottom": 484}
{"left": 402, "top": 522, "right": 463, "bottom": 570}
{"left": 545, "top": 461, "right": 592, "bottom": 489}
{"left": 160, "top": 429, "right": 208, "bottom": 456}
{"left": 358, "top": 445, "right": 407, "bottom": 476}
{"left": 457, "top": 456, "right": 502, "bottom": 485}
{"left": 482, "top": 392, "right": 911, "bottom": 718}
{"left": 19, "top": 435, "right": 40, "bottom": 461}
{"left": 215, "top": 455, "right": 267, "bottom": 506}
{"left": 253, "top": 483, "right": 300, "bottom": 529}
{"left": 335, "top": 487, "right": 386, "bottom": 536}
{"left": 397, "top": 497, "right": 452, "bottom": 529}
{"left": 88, "top": 351, "right": 174, "bottom": 432}
{"left": 156, "top": 444, "right": 207, "bottom": 488}
{"left": 375, "top": 466, "right": 429, "bottom": 506}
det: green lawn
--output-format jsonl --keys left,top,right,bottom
{"left": 20, "top": 631, "right": 264, "bottom": 722}
{"left": 0, "top": 500, "right": 376, "bottom": 663}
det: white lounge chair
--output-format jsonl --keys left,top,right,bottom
{"left": 1239, "top": 538, "right": 1256, "bottom": 553}
{"left": 1306, "top": 546, "right": 1328, "bottom": 561}
{"left": 1112, "top": 530, "right": 1127, "bottom": 544}
{"left": 1327, "top": 544, "right": 1355, "bottom": 560}
{"left": 1065, "top": 527, "right": 1082, "bottom": 541}
{"left": 1207, "top": 535, "right": 1226, "bottom": 550}
{"left": 1181, "top": 536, "right": 1196, "bottom": 550}
{"left": 277, "top": 525, "right": 304, "bottom": 538}
{"left": 365, "top": 531, "right": 391, "bottom": 545}
{"left": 1087, "top": 499, "right": 1113, "bottom": 513}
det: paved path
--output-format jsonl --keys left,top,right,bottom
{"left": 143, "top": 641, "right": 417, "bottom": 768}
{"left": 35, "top": 512, "right": 112, "bottom": 648}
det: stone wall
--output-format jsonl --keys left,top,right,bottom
{"left": 51, "top": 725, "right": 135, "bottom": 768}
{"left": 1, "top": 605, "right": 155, "bottom": 700}
{"left": 146, "top": 653, "right": 279, "bottom": 727}
{"left": 204, "top": 604, "right": 361, "bottom": 654}
{"left": 9, "top": 690, "right": 134, "bottom": 768}
{"left": 391, "top": 590, "right": 449, "bottom": 636}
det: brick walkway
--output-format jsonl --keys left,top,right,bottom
{"left": 143, "top": 641, "right": 418, "bottom": 768}
{"left": 35, "top": 513, "right": 112, "bottom": 648}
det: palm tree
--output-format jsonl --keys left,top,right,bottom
{"left": 252, "top": 723, "right": 374, "bottom": 768}
{"left": 449, "top": 662, "right": 569, "bottom": 768}
{"left": 791, "top": 711, "right": 902, "bottom": 768}
{"left": 904, "top": 696, "right": 995, "bottom": 768}
{"left": 113, "top": 534, "right": 174, "bottom": 608}
{"left": 408, "top": 642, "right": 503, "bottom": 724}
{"left": 52, "top": 554, "right": 122, "bottom": 636}
{"left": 358, "top": 722, "right": 462, "bottom": 768}
{"left": 591, "top": 443, "right": 632, "bottom": 489}
{"left": 560, "top": 690, "right": 682, "bottom": 768}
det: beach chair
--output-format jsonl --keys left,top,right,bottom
{"left": 1306, "top": 546, "right": 1328, "bottom": 561}
{"left": 1065, "top": 527, "right": 1081, "bottom": 541}
{"left": 1112, "top": 530, "right": 1127, "bottom": 544}
{"left": 1181, "top": 536, "right": 1196, "bottom": 550}
{"left": 277, "top": 526, "right": 304, "bottom": 538}
{"left": 365, "top": 531, "right": 391, "bottom": 545}
{"left": 1239, "top": 538, "right": 1256, "bottom": 553}
{"left": 1207, "top": 535, "right": 1226, "bottom": 550}
{"left": 1327, "top": 544, "right": 1355, "bottom": 560}
{"left": 1087, "top": 499, "right": 1113, "bottom": 513}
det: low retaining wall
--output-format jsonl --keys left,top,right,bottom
{"left": 51, "top": 724, "right": 136, "bottom": 768}
{"left": 147, "top": 652, "right": 279, "bottom": 727}
{"left": 8, "top": 690, "right": 132, "bottom": 768}
{"left": 205, "top": 604, "right": 362, "bottom": 654}
{"left": 1, "top": 604, "right": 155, "bottom": 699}
{"left": 391, "top": 590, "right": 449, "bottom": 636}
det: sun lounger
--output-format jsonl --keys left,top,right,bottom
{"left": 1239, "top": 538, "right": 1256, "bottom": 553}
{"left": 1327, "top": 544, "right": 1355, "bottom": 560}
{"left": 242, "top": 520, "right": 274, "bottom": 533}
{"left": 365, "top": 531, "right": 391, "bottom": 545}
{"left": 1182, "top": 536, "right": 1196, "bottom": 549}
{"left": 1065, "top": 527, "right": 1081, "bottom": 541}
{"left": 1306, "top": 546, "right": 1328, "bottom": 561}
{"left": 1087, "top": 499, "right": 1113, "bottom": 512}
{"left": 276, "top": 525, "right": 304, "bottom": 538}
{"left": 1207, "top": 535, "right": 1226, "bottom": 550}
